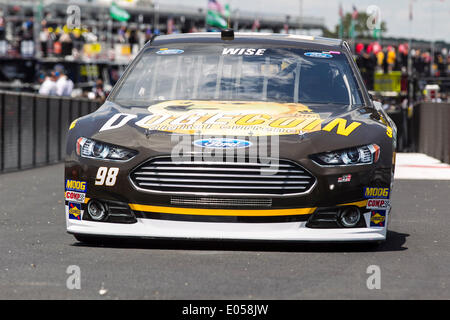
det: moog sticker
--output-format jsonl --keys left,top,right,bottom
{"left": 65, "top": 180, "right": 87, "bottom": 193}
{"left": 364, "top": 187, "right": 390, "bottom": 199}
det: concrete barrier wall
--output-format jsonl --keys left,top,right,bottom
{"left": 417, "top": 103, "right": 450, "bottom": 164}
{"left": 0, "top": 91, "right": 101, "bottom": 173}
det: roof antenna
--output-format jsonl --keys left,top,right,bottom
{"left": 221, "top": 28, "right": 234, "bottom": 41}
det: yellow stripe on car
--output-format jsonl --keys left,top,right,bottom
{"left": 128, "top": 200, "right": 368, "bottom": 217}
{"left": 336, "top": 200, "right": 368, "bottom": 207}
{"left": 129, "top": 204, "right": 316, "bottom": 216}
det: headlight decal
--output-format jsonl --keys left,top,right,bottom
{"left": 312, "top": 144, "right": 380, "bottom": 166}
{"left": 76, "top": 137, "right": 137, "bottom": 161}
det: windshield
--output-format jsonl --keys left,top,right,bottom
{"left": 110, "top": 44, "right": 364, "bottom": 107}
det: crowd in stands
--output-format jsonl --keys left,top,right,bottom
{"left": 1, "top": 9, "right": 449, "bottom": 100}
{"left": 0, "top": 10, "right": 157, "bottom": 60}
{"left": 355, "top": 41, "right": 450, "bottom": 90}
{"left": 37, "top": 21, "right": 155, "bottom": 60}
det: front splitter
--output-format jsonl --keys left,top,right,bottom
{"left": 67, "top": 211, "right": 387, "bottom": 242}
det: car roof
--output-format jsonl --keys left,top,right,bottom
{"left": 148, "top": 32, "right": 344, "bottom": 51}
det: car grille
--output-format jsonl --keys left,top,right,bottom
{"left": 130, "top": 156, "right": 316, "bottom": 196}
{"left": 170, "top": 196, "right": 272, "bottom": 208}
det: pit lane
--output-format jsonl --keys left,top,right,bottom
{"left": 0, "top": 161, "right": 448, "bottom": 299}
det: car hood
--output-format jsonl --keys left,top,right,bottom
{"left": 75, "top": 99, "right": 389, "bottom": 157}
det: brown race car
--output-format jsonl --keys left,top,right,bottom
{"left": 65, "top": 31, "right": 396, "bottom": 244}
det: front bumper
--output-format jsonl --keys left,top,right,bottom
{"left": 66, "top": 205, "right": 388, "bottom": 242}
{"left": 65, "top": 153, "right": 392, "bottom": 242}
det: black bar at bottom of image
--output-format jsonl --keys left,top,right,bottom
{"left": 2, "top": 300, "right": 449, "bottom": 318}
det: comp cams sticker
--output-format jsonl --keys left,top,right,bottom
{"left": 366, "top": 198, "right": 390, "bottom": 210}
{"left": 65, "top": 191, "right": 86, "bottom": 203}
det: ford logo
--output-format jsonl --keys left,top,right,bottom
{"left": 193, "top": 138, "right": 252, "bottom": 149}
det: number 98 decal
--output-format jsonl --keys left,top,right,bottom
{"left": 95, "top": 167, "right": 119, "bottom": 186}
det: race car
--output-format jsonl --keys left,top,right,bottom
{"left": 65, "top": 31, "right": 396, "bottom": 244}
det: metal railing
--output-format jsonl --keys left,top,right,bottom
{"left": 0, "top": 91, "right": 101, "bottom": 173}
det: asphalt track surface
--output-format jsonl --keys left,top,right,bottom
{"left": 0, "top": 163, "right": 449, "bottom": 299}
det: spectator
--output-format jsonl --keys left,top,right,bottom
{"left": 83, "top": 27, "right": 98, "bottom": 43}
{"left": 118, "top": 26, "right": 127, "bottom": 43}
{"left": 0, "top": 9, "right": 5, "bottom": 41}
{"left": 55, "top": 70, "right": 74, "bottom": 97}
{"left": 129, "top": 28, "right": 138, "bottom": 46}
{"left": 46, "top": 27, "right": 58, "bottom": 57}
{"left": 91, "top": 78, "right": 106, "bottom": 102}
{"left": 37, "top": 73, "right": 45, "bottom": 85}
{"left": 143, "top": 28, "right": 153, "bottom": 46}
{"left": 39, "top": 25, "right": 49, "bottom": 57}
{"left": 39, "top": 72, "right": 57, "bottom": 95}
{"left": 59, "top": 30, "right": 73, "bottom": 57}
{"left": 398, "top": 43, "right": 408, "bottom": 71}
{"left": 386, "top": 46, "right": 396, "bottom": 72}
{"left": 71, "top": 28, "right": 84, "bottom": 58}
{"left": 376, "top": 50, "right": 384, "bottom": 72}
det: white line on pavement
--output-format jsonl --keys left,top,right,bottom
{"left": 394, "top": 153, "right": 450, "bottom": 180}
